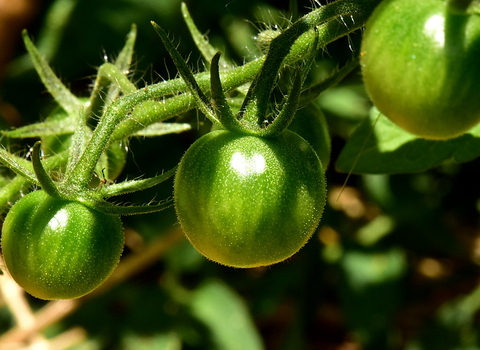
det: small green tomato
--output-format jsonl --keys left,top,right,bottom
{"left": 174, "top": 129, "right": 326, "bottom": 268}
{"left": 1, "top": 190, "right": 124, "bottom": 300}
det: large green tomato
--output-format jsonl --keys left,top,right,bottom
{"left": 2, "top": 190, "right": 124, "bottom": 300}
{"left": 174, "top": 130, "right": 326, "bottom": 268}
{"left": 361, "top": 0, "right": 480, "bottom": 140}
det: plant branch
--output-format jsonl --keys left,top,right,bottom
{"left": 240, "top": 0, "right": 381, "bottom": 125}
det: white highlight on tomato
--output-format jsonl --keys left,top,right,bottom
{"left": 230, "top": 152, "right": 266, "bottom": 175}
{"left": 48, "top": 208, "right": 69, "bottom": 231}
{"left": 424, "top": 14, "right": 444, "bottom": 47}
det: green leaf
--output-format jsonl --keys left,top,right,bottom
{"left": 340, "top": 248, "right": 406, "bottom": 348}
{"left": 336, "top": 107, "right": 480, "bottom": 174}
{"left": 189, "top": 280, "right": 264, "bottom": 350}
{"left": 406, "top": 285, "right": 480, "bottom": 350}
{"left": 122, "top": 331, "right": 182, "bottom": 350}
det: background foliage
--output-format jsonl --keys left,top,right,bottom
{"left": 1, "top": 0, "right": 480, "bottom": 349}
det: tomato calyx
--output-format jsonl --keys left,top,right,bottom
{"left": 0, "top": 28, "right": 180, "bottom": 218}
{"left": 154, "top": 20, "right": 330, "bottom": 267}
{"left": 153, "top": 22, "right": 319, "bottom": 138}
{"left": 21, "top": 140, "right": 173, "bottom": 216}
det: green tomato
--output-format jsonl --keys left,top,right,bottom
{"left": 174, "top": 129, "right": 326, "bottom": 268}
{"left": 1, "top": 190, "right": 124, "bottom": 300}
{"left": 361, "top": 0, "right": 480, "bottom": 140}
{"left": 289, "top": 103, "right": 331, "bottom": 169}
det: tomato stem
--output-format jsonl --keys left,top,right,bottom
{"left": 260, "top": 28, "right": 319, "bottom": 137}
{"left": 239, "top": 0, "right": 380, "bottom": 130}
{"left": 12, "top": 1, "right": 379, "bottom": 202}
{"left": 88, "top": 62, "right": 137, "bottom": 120}
{"left": 110, "top": 9, "right": 372, "bottom": 141}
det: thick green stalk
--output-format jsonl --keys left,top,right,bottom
{"left": 60, "top": 0, "right": 380, "bottom": 189}
{"left": 240, "top": 0, "right": 381, "bottom": 125}
{"left": 112, "top": 2, "right": 378, "bottom": 140}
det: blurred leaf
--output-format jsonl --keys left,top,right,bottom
{"left": 164, "top": 240, "right": 204, "bottom": 274}
{"left": 356, "top": 215, "right": 395, "bottom": 246}
{"left": 8, "top": 0, "right": 78, "bottom": 77}
{"left": 122, "top": 331, "right": 182, "bottom": 350}
{"left": 340, "top": 248, "right": 406, "bottom": 348}
{"left": 318, "top": 85, "right": 370, "bottom": 121}
{"left": 189, "top": 280, "right": 264, "bottom": 350}
{"left": 406, "top": 286, "right": 480, "bottom": 350}
{"left": 336, "top": 107, "right": 480, "bottom": 174}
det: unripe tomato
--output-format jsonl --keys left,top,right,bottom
{"left": 289, "top": 104, "right": 331, "bottom": 169}
{"left": 1, "top": 190, "right": 124, "bottom": 300}
{"left": 361, "top": 0, "right": 480, "bottom": 140}
{"left": 174, "top": 130, "right": 326, "bottom": 268}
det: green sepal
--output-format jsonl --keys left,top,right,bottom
{"left": 181, "top": 3, "right": 233, "bottom": 70}
{"left": 95, "top": 197, "right": 174, "bottom": 216}
{"left": 210, "top": 53, "right": 246, "bottom": 133}
{"left": 0, "top": 148, "right": 38, "bottom": 185}
{"left": 88, "top": 62, "right": 137, "bottom": 119}
{"left": 151, "top": 21, "right": 219, "bottom": 125}
{"left": 2, "top": 116, "right": 76, "bottom": 139}
{"left": 64, "top": 110, "right": 93, "bottom": 181}
{"left": 31, "top": 142, "right": 62, "bottom": 198}
{"left": 88, "top": 24, "right": 137, "bottom": 118}
{"left": 99, "top": 167, "right": 176, "bottom": 198}
{"left": 260, "top": 29, "right": 318, "bottom": 138}
{"left": 22, "top": 30, "right": 83, "bottom": 116}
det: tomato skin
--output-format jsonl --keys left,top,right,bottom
{"left": 289, "top": 104, "right": 331, "bottom": 169}
{"left": 1, "top": 190, "right": 124, "bottom": 300}
{"left": 361, "top": 0, "right": 480, "bottom": 140}
{"left": 174, "top": 130, "right": 326, "bottom": 268}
